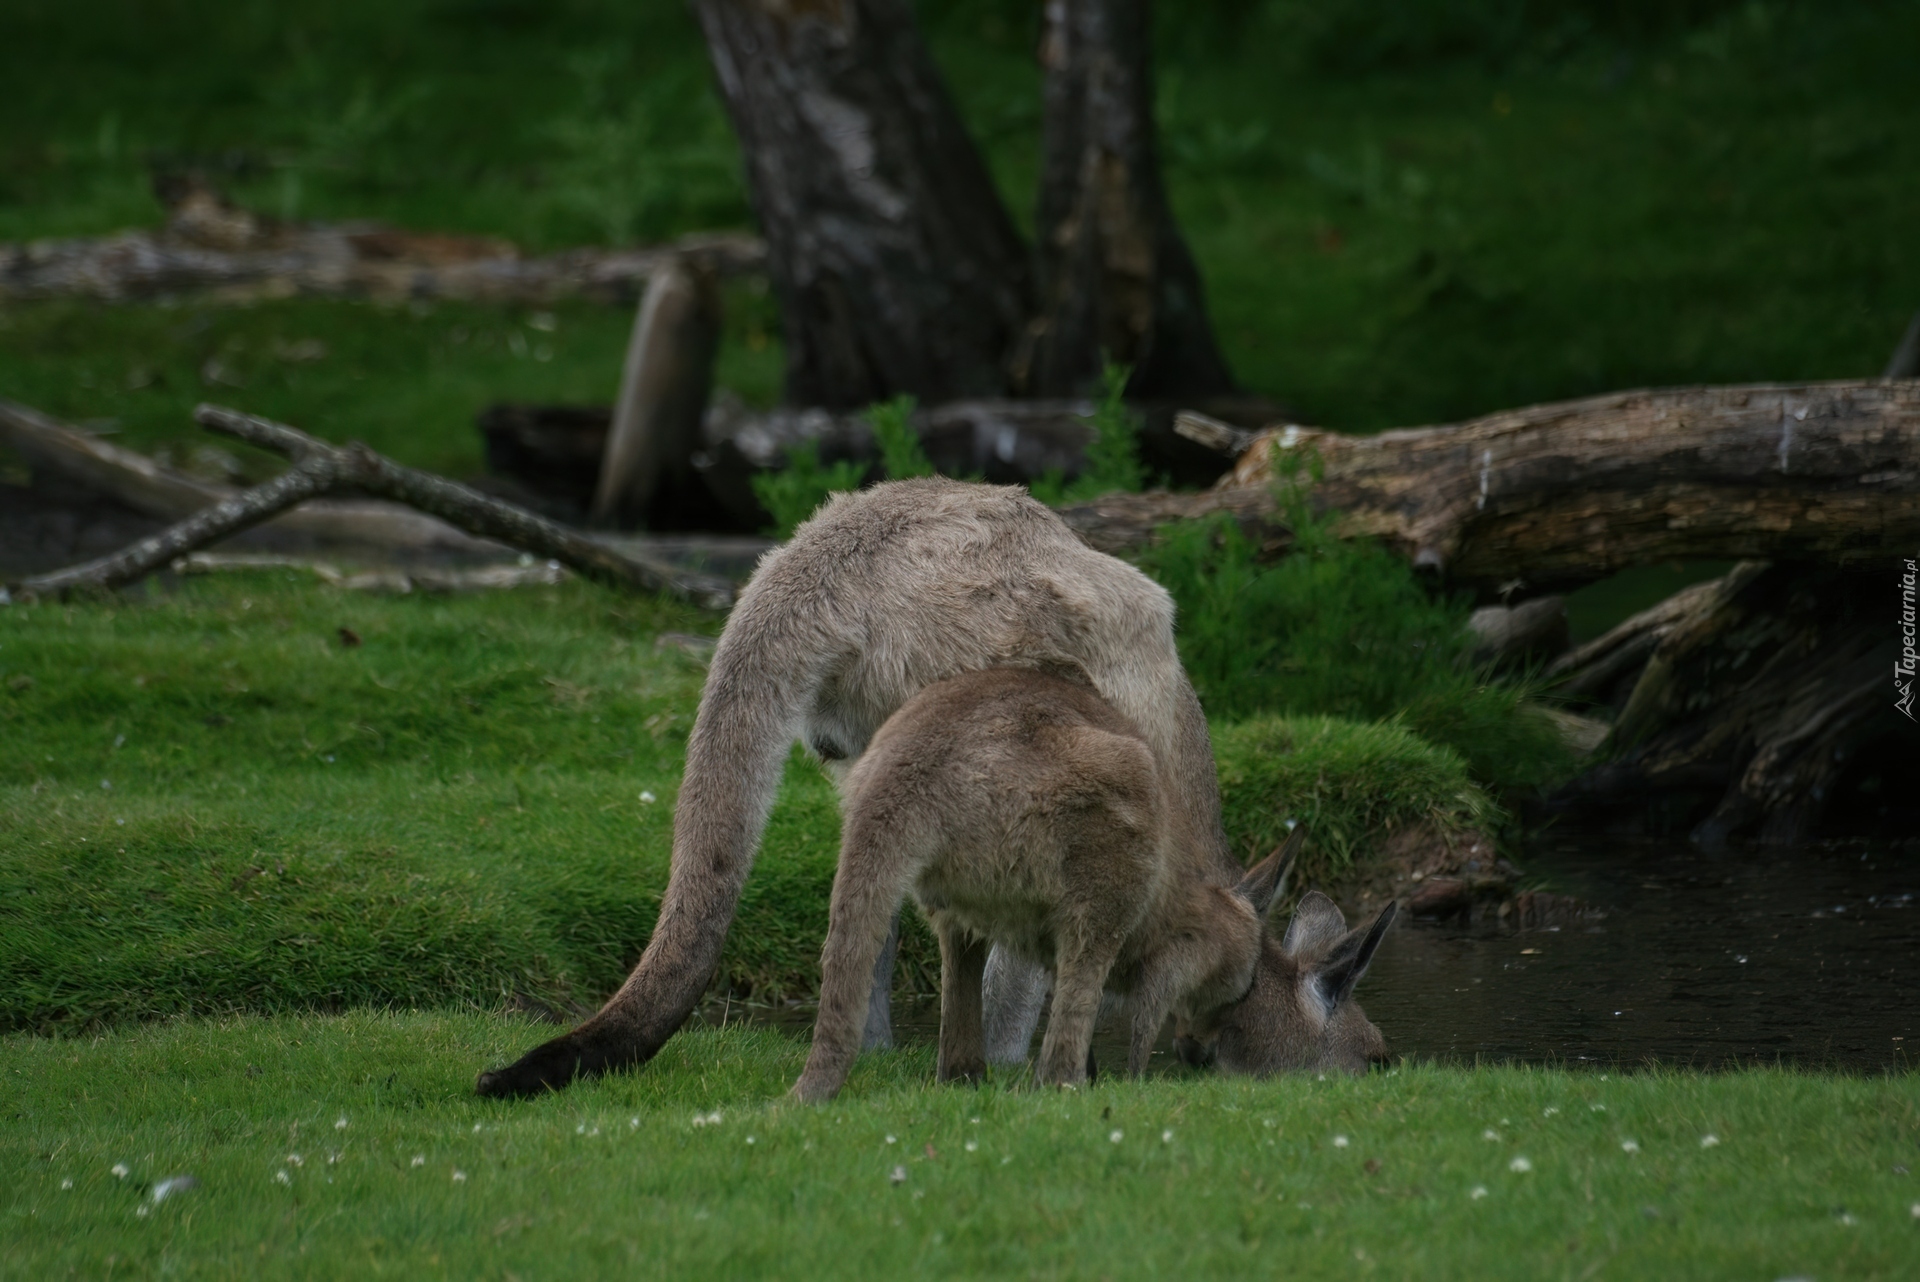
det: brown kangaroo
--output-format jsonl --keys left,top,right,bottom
{"left": 791, "top": 667, "right": 1393, "bottom": 1102}
{"left": 478, "top": 479, "right": 1237, "bottom": 1097}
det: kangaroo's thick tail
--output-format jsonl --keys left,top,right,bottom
{"left": 477, "top": 623, "right": 808, "bottom": 1098}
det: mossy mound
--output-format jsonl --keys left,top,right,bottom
{"left": 1213, "top": 714, "right": 1497, "bottom": 887}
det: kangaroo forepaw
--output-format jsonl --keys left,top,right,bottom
{"left": 476, "top": 1032, "right": 613, "bottom": 1098}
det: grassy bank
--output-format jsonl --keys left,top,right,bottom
{"left": 4, "top": 1013, "right": 1915, "bottom": 1278}
{"left": 1, "top": 574, "right": 1508, "bottom": 1028}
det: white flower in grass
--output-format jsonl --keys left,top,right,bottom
{"left": 452, "top": 1170, "right": 467, "bottom": 1183}
{"left": 286, "top": 1153, "right": 303, "bottom": 1167}
{"left": 472, "top": 1123, "right": 482, "bottom": 1134}
{"left": 1590, "top": 1104, "right": 1607, "bottom": 1112}
{"left": 1162, "top": 1129, "right": 1174, "bottom": 1143}
{"left": 885, "top": 1134, "right": 897, "bottom": 1145}
{"left": 410, "top": 1155, "right": 425, "bottom": 1167}
{"left": 327, "top": 1152, "right": 340, "bottom": 1165}
{"left": 1109, "top": 1130, "right": 1124, "bottom": 1144}
{"left": 1910, "top": 1202, "right": 1919, "bottom": 1220}
{"left": 1332, "top": 1135, "right": 1349, "bottom": 1148}
{"left": 1509, "top": 1156, "right": 1532, "bottom": 1173}
{"left": 274, "top": 1170, "right": 291, "bottom": 1185}
{"left": 969, "top": 1117, "right": 980, "bottom": 1126}
{"left": 1837, "top": 1211, "right": 1858, "bottom": 1226}
{"left": 1543, "top": 1107, "right": 1559, "bottom": 1117}
{"left": 1470, "top": 1185, "right": 1488, "bottom": 1200}
{"left": 889, "top": 1165, "right": 907, "bottom": 1185}
{"left": 335, "top": 1117, "right": 348, "bottom": 1131}
{"left": 639, "top": 791, "right": 656, "bottom": 804}
{"left": 1700, "top": 1134, "right": 1720, "bottom": 1148}
{"left": 136, "top": 1205, "right": 149, "bottom": 1218}
{"left": 1621, "top": 1140, "right": 1640, "bottom": 1154}
{"left": 1483, "top": 1129, "right": 1500, "bottom": 1142}
{"left": 964, "top": 1140, "right": 978, "bottom": 1153}
{"left": 704, "top": 1111, "right": 722, "bottom": 1126}
{"left": 746, "top": 1136, "right": 756, "bottom": 1145}
{"left": 111, "top": 1163, "right": 130, "bottom": 1179}
{"left": 60, "top": 1178, "right": 73, "bottom": 1190}
{"left": 1001, "top": 1156, "right": 1013, "bottom": 1165}
{"left": 151, "top": 1176, "right": 197, "bottom": 1203}
{"left": 576, "top": 1123, "right": 586, "bottom": 1135}
{"left": 630, "top": 1117, "right": 639, "bottom": 1129}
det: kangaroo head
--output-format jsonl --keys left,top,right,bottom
{"left": 1185, "top": 852, "right": 1395, "bottom": 1076}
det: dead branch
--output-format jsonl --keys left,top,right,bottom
{"left": 15, "top": 453, "right": 340, "bottom": 597}
{"left": 192, "top": 406, "right": 734, "bottom": 607}
{"left": 0, "top": 397, "right": 501, "bottom": 554}
{"left": 4, "top": 405, "right": 735, "bottom": 606}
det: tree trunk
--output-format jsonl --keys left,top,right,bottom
{"left": 1066, "top": 379, "right": 1920, "bottom": 593}
{"left": 693, "top": 0, "right": 1032, "bottom": 408}
{"left": 1018, "top": 0, "right": 1236, "bottom": 400}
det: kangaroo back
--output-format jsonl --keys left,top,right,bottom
{"left": 478, "top": 478, "right": 1228, "bottom": 1097}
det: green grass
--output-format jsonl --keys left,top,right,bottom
{"left": 0, "top": 575, "right": 894, "bottom": 1029}
{"left": 1, "top": 575, "right": 1499, "bottom": 1031}
{"left": 3, "top": 1014, "right": 1915, "bottom": 1278}
{"left": 2, "top": 0, "right": 1915, "bottom": 479}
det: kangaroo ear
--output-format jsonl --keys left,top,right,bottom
{"left": 1234, "top": 828, "right": 1303, "bottom": 920}
{"left": 1281, "top": 890, "right": 1347, "bottom": 957}
{"left": 1312, "top": 902, "right": 1397, "bottom": 1012}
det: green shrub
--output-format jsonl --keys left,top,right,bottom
{"left": 867, "top": 394, "right": 936, "bottom": 480}
{"left": 1212, "top": 715, "right": 1496, "bottom": 884}
{"left": 1067, "top": 362, "right": 1148, "bottom": 499}
{"left": 1142, "top": 450, "right": 1575, "bottom": 793}
{"left": 749, "top": 441, "right": 870, "bottom": 539}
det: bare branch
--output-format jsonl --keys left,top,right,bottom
{"left": 14, "top": 453, "right": 338, "bottom": 597}
{"left": 194, "top": 404, "right": 734, "bottom": 607}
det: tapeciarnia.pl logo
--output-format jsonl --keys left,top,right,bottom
{"left": 1900, "top": 557, "right": 1918, "bottom": 721}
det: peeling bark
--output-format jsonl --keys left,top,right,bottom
{"left": 693, "top": 0, "right": 1032, "bottom": 407}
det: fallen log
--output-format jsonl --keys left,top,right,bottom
{"left": 1059, "top": 379, "right": 1920, "bottom": 592}
{"left": 174, "top": 552, "right": 572, "bottom": 594}
{"left": 5, "top": 406, "right": 736, "bottom": 608}
{"left": 591, "top": 255, "right": 724, "bottom": 527}
{"left": 0, "top": 177, "right": 764, "bottom": 305}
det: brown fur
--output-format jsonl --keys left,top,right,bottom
{"left": 791, "top": 668, "right": 1392, "bottom": 1102}
{"left": 478, "top": 479, "right": 1233, "bottom": 1097}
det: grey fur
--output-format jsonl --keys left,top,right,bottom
{"left": 790, "top": 668, "right": 1391, "bottom": 1102}
{"left": 477, "top": 478, "right": 1232, "bottom": 1098}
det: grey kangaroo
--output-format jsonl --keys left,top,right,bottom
{"left": 793, "top": 667, "right": 1394, "bottom": 1101}
{"left": 478, "top": 478, "right": 1236, "bottom": 1097}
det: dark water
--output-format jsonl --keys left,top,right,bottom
{"left": 1362, "top": 833, "right": 1918, "bottom": 1071}
{"left": 713, "top": 834, "right": 1919, "bottom": 1073}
